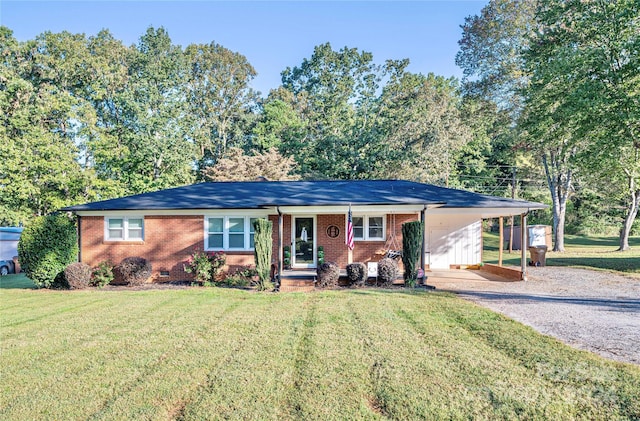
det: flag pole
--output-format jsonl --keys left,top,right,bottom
{"left": 347, "top": 203, "right": 354, "bottom": 264}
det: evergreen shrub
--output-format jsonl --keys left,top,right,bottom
{"left": 401, "top": 220, "right": 424, "bottom": 287}
{"left": 92, "top": 261, "right": 114, "bottom": 288}
{"left": 17, "top": 214, "right": 78, "bottom": 288}
{"left": 253, "top": 219, "right": 274, "bottom": 291}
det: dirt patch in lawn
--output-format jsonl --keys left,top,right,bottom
{"left": 428, "top": 267, "right": 640, "bottom": 365}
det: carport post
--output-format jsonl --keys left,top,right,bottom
{"left": 520, "top": 213, "right": 528, "bottom": 281}
{"left": 498, "top": 216, "right": 503, "bottom": 266}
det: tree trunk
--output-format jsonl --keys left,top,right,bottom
{"left": 619, "top": 188, "right": 640, "bottom": 251}
{"left": 542, "top": 153, "right": 572, "bottom": 252}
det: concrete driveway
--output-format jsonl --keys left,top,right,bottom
{"left": 427, "top": 267, "right": 640, "bottom": 365}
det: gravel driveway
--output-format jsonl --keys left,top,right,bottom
{"left": 428, "top": 267, "right": 640, "bottom": 365}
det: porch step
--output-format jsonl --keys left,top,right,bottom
{"left": 278, "top": 271, "right": 316, "bottom": 292}
{"left": 280, "top": 278, "right": 316, "bottom": 287}
{"left": 279, "top": 284, "right": 316, "bottom": 293}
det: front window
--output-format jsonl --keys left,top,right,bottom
{"left": 206, "top": 216, "right": 265, "bottom": 251}
{"left": 105, "top": 217, "right": 144, "bottom": 241}
{"left": 352, "top": 215, "right": 385, "bottom": 241}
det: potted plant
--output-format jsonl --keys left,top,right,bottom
{"left": 317, "top": 245, "right": 325, "bottom": 265}
{"left": 283, "top": 245, "right": 291, "bottom": 269}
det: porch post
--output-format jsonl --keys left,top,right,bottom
{"left": 520, "top": 213, "right": 528, "bottom": 281}
{"left": 498, "top": 216, "right": 504, "bottom": 266}
{"left": 278, "top": 208, "right": 283, "bottom": 281}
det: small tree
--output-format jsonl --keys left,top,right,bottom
{"left": 253, "top": 218, "right": 273, "bottom": 291}
{"left": 401, "top": 220, "right": 424, "bottom": 287}
{"left": 18, "top": 214, "right": 78, "bottom": 288}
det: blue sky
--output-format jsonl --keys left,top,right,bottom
{"left": 1, "top": 1, "right": 487, "bottom": 95}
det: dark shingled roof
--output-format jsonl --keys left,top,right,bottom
{"left": 64, "top": 180, "right": 546, "bottom": 212}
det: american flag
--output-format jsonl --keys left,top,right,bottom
{"left": 346, "top": 205, "right": 354, "bottom": 250}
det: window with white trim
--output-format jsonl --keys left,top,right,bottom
{"left": 352, "top": 215, "right": 385, "bottom": 241}
{"left": 105, "top": 217, "right": 144, "bottom": 241}
{"left": 206, "top": 216, "right": 262, "bottom": 250}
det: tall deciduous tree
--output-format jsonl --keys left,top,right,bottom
{"left": 524, "top": 0, "right": 640, "bottom": 250}
{"left": 279, "top": 43, "right": 394, "bottom": 179}
{"left": 376, "top": 72, "right": 472, "bottom": 185}
{"left": 0, "top": 28, "right": 114, "bottom": 224}
{"left": 184, "top": 42, "right": 259, "bottom": 173}
{"left": 121, "top": 27, "right": 194, "bottom": 192}
{"left": 456, "top": 0, "right": 537, "bottom": 116}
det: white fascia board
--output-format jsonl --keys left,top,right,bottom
{"left": 75, "top": 209, "right": 273, "bottom": 217}
{"left": 427, "top": 207, "right": 532, "bottom": 218}
{"left": 75, "top": 204, "right": 438, "bottom": 217}
{"left": 276, "top": 204, "right": 426, "bottom": 215}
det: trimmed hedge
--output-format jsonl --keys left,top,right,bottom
{"left": 17, "top": 214, "right": 78, "bottom": 288}
{"left": 377, "top": 258, "right": 399, "bottom": 287}
{"left": 117, "top": 257, "right": 152, "bottom": 286}
{"left": 346, "top": 262, "right": 366, "bottom": 287}
{"left": 64, "top": 262, "right": 92, "bottom": 289}
{"left": 316, "top": 261, "right": 339, "bottom": 288}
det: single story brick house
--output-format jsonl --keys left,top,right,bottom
{"left": 63, "top": 179, "right": 546, "bottom": 282}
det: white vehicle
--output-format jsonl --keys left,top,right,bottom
{"left": 0, "top": 227, "right": 23, "bottom": 275}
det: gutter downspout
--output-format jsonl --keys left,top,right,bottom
{"left": 77, "top": 215, "right": 82, "bottom": 263}
{"left": 520, "top": 210, "right": 529, "bottom": 281}
{"left": 277, "top": 207, "right": 283, "bottom": 284}
{"left": 420, "top": 205, "right": 427, "bottom": 276}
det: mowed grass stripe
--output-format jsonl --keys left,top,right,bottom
{"left": 434, "top": 296, "right": 640, "bottom": 416}
{"left": 1, "top": 286, "right": 639, "bottom": 420}
{"left": 178, "top": 293, "right": 308, "bottom": 420}
{"left": 1, "top": 290, "right": 244, "bottom": 419}
{"left": 279, "top": 293, "right": 375, "bottom": 420}
{"left": 88, "top": 290, "right": 255, "bottom": 420}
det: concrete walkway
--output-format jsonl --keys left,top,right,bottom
{"left": 427, "top": 267, "right": 640, "bottom": 366}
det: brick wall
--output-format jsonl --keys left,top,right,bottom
{"left": 80, "top": 212, "right": 422, "bottom": 282}
{"left": 80, "top": 215, "right": 255, "bottom": 282}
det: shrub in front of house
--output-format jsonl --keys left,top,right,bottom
{"left": 92, "top": 261, "right": 114, "bottom": 288}
{"left": 316, "top": 261, "right": 340, "bottom": 288}
{"left": 402, "top": 220, "right": 424, "bottom": 288}
{"left": 346, "top": 262, "right": 366, "bottom": 287}
{"left": 117, "top": 257, "right": 152, "bottom": 286}
{"left": 64, "top": 262, "right": 93, "bottom": 289}
{"left": 222, "top": 265, "right": 257, "bottom": 288}
{"left": 17, "top": 213, "right": 78, "bottom": 288}
{"left": 253, "top": 219, "right": 274, "bottom": 291}
{"left": 377, "top": 258, "right": 399, "bottom": 287}
{"left": 184, "top": 250, "right": 226, "bottom": 285}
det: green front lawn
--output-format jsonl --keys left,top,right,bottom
{"left": 1, "top": 276, "right": 638, "bottom": 420}
{"left": 483, "top": 232, "right": 640, "bottom": 276}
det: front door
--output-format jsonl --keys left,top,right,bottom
{"left": 292, "top": 216, "right": 316, "bottom": 268}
